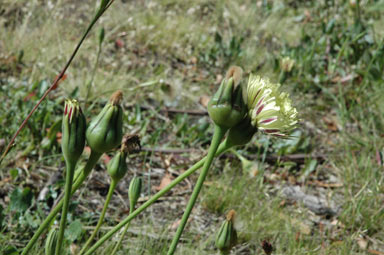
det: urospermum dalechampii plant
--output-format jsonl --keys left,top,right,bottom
{"left": 245, "top": 74, "right": 298, "bottom": 137}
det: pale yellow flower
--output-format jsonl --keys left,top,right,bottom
{"left": 245, "top": 75, "right": 298, "bottom": 137}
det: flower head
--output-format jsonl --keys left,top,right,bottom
{"left": 62, "top": 99, "right": 86, "bottom": 165}
{"left": 86, "top": 90, "right": 123, "bottom": 154}
{"left": 245, "top": 75, "right": 298, "bottom": 137}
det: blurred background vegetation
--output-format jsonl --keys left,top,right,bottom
{"left": 1, "top": 0, "right": 384, "bottom": 254}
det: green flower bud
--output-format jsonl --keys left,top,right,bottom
{"left": 215, "top": 210, "right": 237, "bottom": 254}
{"left": 107, "top": 151, "right": 127, "bottom": 183}
{"left": 45, "top": 228, "right": 58, "bottom": 255}
{"left": 99, "top": 27, "right": 105, "bottom": 46}
{"left": 208, "top": 66, "right": 246, "bottom": 129}
{"left": 128, "top": 176, "right": 142, "bottom": 211}
{"left": 62, "top": 99, "right": 86, "bottom": 166}
{"left": 225, "top": 116, "right": 257, "bottom": 148}
{"left": 86, "top": 91, "right": 123, "bottom": 154}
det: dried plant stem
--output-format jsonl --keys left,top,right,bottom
{"left": 0, "top": 1, "right": 114, "bottom": 165}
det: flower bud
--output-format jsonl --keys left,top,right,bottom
{"left": 86, "top": 91, "right": 123, "bottom": 154}
{"left": 62, "top": 99, "right": 86, "bottom": 166}
{"left": 107, "top": 151, "right": 127, "bottom": 183}
{"left": 215, "top": 210, "right": 237, "bottom": 254}
{"left": 128, "top": 176, "right": 142, "bottom": 211}
{"left": 45, "top": 228, "right": 58, "bottom": 255}
{"left": 208, "top": 66, "right": 247, "bottom": 129}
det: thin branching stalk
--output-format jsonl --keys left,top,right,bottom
{"left": 83, "top": 137, "right": 232, "bottom": 255}
{"left": 167, "top": 125, "right": 226, "bottom": 255}
{"left": 0, "top": 1, "right": 114, "bottom": 165}
{"left": 79, "top": 179, "right": 117, "bottom": 255}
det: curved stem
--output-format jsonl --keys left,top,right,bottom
{"left": 110, "top": 208, "right": 132, "bottom": 255}
{"left": 22, "top": 151, "right": 102, "bottom": 255}
{"left": 167, "top": 125, "right": 226, "bottom": 255}
{"left": 83, "top": 138, "right": 231, "bottom": 255}
{"left": 79, "top": 179, "right": 117, "bottom": 255}
{"left": 55, "top": 160, "right": 76, "bottom": 255}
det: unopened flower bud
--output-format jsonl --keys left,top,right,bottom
{"left": 99, "top": 27, "right": 105, "bottom": 46}
{"left": 208, "top": 66, "right": 246, "bottom": 129}
{"left": 107, "top": 151, "right": 127, "bottom": 183}
{"left": 45, "top": 228, "right": 58, "bottom": 255}
{"left": 62, "top": 99, "right": 86, "bottom": 166}
{"left": 86, "top": 91, "right": 123, "bottom": 154}
{"left": 128, "top": 176, "right": 142, "bottom": 211}
{"left": 215, "top": 210, "right": 237, "bottom": 254}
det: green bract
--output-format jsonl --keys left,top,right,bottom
{"left": 225, "top": 116, "right": 257, "bottom": 148}
{"left": 207, "top": 66, "right": 246, "bottom": 129}
{"left": 61, "top": 99, "right": 86, "bottom": 166}
{"left": 107, "top": 151, "right": 127, "bottom": 183}
{"left": 86, "top": 91, "right": 123, "bottom": 154}
{"left": 215, "top": 210, "right": 238, "bottom": 254}
{"left": 129, "top": 176, "right": 142, "bottom": 210}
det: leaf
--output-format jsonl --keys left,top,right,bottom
{"left": 9, "top": 187, "right": 33, "bottom": 213}
{"left": 65, "top": 220, "right": 83, "bottom": 242}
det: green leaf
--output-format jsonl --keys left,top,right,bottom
{"left": 9, "top": 168, "right": 19, "bottom": 179}
{"left": 9, "top": 187, "right": 33, "bottom": 213}
{"left": 65, "top": 220, "right": 83, "bottom": 242}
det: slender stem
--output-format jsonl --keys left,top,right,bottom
{"left": 110, "top": 208, "right": 133, "bottom": 255}
{"left": 83, "top": 140, "right": 231, "bottom": 255}
{"left": 85, "top": 43, "right": 102, "bottom": 106}
{"left": 0, "top": 2, "right": 114, "bottom": 165}
{"left": 21, "top": 151, "right": 102, "bottom": 255}
{"left": 167, "top": 125, "right": 226, "bottom": 255}
{"left": 55, "top": 160, "right": 76, "bottom": 255}
{"left": 79, "top": 179, "right": 117, "bottom": 255}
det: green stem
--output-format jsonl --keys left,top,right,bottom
{"left": 83, "top": 139, "right": 231, "bottom": 255}
{"left": 55, "top": 160, "right": 76, "bottom": 255}
{"left": 79, "top": 179, "right": 117, "bottom": 255}
{"left": 85, "top": 43, "right": 102, "bottom": 106}
{"left": 167, "top": 125, "right": 226, "bottom": 255}
{"left": 110, "top": 208, "right": 133, "bottom": 255}
{"left": 22, "top": 151, "right": 102, "bottom": 255}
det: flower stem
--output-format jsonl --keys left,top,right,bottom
{"left": 110, "top": 208, "right": 133, "bottom": 255}
{"left": 21, "top": 151, "right": 102, "bottom": 255}
{"left": 83, "top": 138, "right": 231, "bottom": 255}
{"left": 79, "top": 179, "right": 117, "bottom": 255}
{"left": 167, "top": 125, "right": 226, "bottom": 255}
{"left": 55, "top": 160, "right": 76, "bottom": 255}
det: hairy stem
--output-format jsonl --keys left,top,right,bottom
{"left": 21, "top": 151, "right": 102, "bottom": 255}
{"left": 167, "top": 125, "right": 226, "bottom": 255}
{"left": 79, "top": 179, "right": 117, "bottom": 255}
